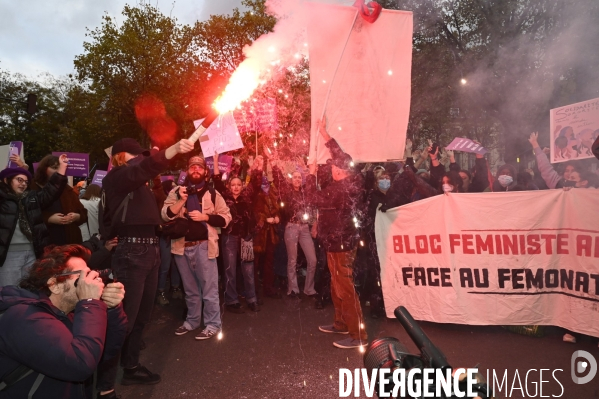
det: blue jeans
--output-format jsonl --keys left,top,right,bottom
{"left": 158, "top": 235, "right": 180, "bottom": 291}
{"left": 175, "top": 241, "right": 221, "bottom": 332}
{"left": 96, "top": 241, "right": 159, "bottom": 391}
{"left": 221, "top": 233, "right": 257, "bottom": 305}
{"left": 284, "top": 223, "right": 317, "bottom": 295}
{"left": 0, "top": 249, "right": 36, "bottom": 287}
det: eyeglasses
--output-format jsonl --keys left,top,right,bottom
{"left": 54, "top": 270, "right": 81, "bottom": 278}
{"left": 15, "top": 177, "right": 29, "bottom": 185}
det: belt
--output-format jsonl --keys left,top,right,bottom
{"left": 184, "top": 240, "right": 207, "bottom": 248}
{"left": 119, "top": 237, "right": 158, "bottom": 245}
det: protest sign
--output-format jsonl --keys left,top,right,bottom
{"left": 234, "top": 98, "right": 278, "bottom": 133}
{"left": 193, "top": 112, "right": 244, "bottom": 156}
{"left": 52, "top": 152, "right": 89, "bottom": 177}
{"left": 205, "top": 155, "right": 233, "bottom": 176}
{"left": 550, "top": 97, "right": 599, "bottom": 163}
{"left": 307, "top": 3, "right": 413, "bottom": 163}
{"left": 177, "top": 171, "right": 187, "bottom": 185}
{"left": 376, "top": 189, "right": 599, "bottom": 337}
{"left": 91, "top": 170, "right": 107, "bottom": 187}
{"left": 445, "top": 137, "right": 488, "bottom": 155}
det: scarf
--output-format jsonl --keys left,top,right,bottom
{"left": 17, "top": 193, "right": 33, "bottom": 242}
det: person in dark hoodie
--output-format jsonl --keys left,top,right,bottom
{"left": 485, "top": 163, "right": 518, "bottom": 192}
{"left": 0, "top": 244, "right": 126, "bottom": 399}
{"left": 0, "top": 156, "right": 68, "bottom": 286}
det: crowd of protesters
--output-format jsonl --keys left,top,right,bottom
{"left": 0, "top": 126, "right": 598, "bottom": 398}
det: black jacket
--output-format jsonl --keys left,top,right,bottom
{"left": 0, "top": 286, "right": 127, "bottom": 399}
{"left": 213, "top": 170, "right": 261, "bottom": 238}
{"left": 305, "top": 139, "right": 363, "bottom": 252}
{"left": 0, "top": 172, "right": 67, "bottom": 266}
{"left": 102, "top": 151, "right": 170, "bottom": 237}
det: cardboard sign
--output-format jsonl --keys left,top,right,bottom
{"left": 52, "top": 152, "right": 89, "bottom": 177}
{"left": 445, "top": 137, "right": 488, "bottom": 155}
{"left": 193, "top": 112, "right": 244, "bottom": 156}
{"left": 177, "top": 171, "right": 187, "bottom": 185}
{"left": 91, "top": 170, "right": 107, "bottom": 187}
{"left": 550, "top": 97, "right": 599, "bottom": 163}
{"left": 205, "top": 155, "right": 233, "bottom": 175}
{"left": 234, "top": 98, "right": 278, "bottom": 133}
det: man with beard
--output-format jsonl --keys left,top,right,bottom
{"left": 162, "top": 156, "right": 231, "bottom": 340}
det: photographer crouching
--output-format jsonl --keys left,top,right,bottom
{"left": 0, "top": 244, "right": 126, "bottom": 398}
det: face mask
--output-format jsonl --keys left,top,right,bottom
{"left": 497, "top": 175, "right": 513, "bottom": 187}
{"left": 378, "top": 179, "right": 391, "bottom": 191}
{"left": 442, "top": 184, "right": 453, "bottom": 193}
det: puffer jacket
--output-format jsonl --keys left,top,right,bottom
{"left": 0, "top": 172, "right": 67, "bottom": 266}
{"left": 0, "top": 285, "right": 127, "bottom": 399}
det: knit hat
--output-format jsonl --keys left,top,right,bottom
{"left": 0, "top": 167, "right": 32, "bottom": 182}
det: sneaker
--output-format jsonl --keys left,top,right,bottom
{"left": 287, "top": 292, "right": 301, "bottom": 300}
{"left": 156, "top": 291, "right": 169, "bottom": 306}
{"left": 333, "top": 338, "right": 368, "bottom": 349}
{"left": 318, "top": 324, "right": 349, "bottom": 334}
{"left": 175, "top": 325, "right": 191, "bottom": 336}
{"left": 226, "top": 303, "right": 245, "bottom": 314}
{"left": 120, "top": 364, "right": 161, "bottom": 386}
{"left": 99, "top": 391, "right": 120, "bottom": 399}
{"left": 248, "top": 302, "right": 261, "bottom": 312}
{"left": 563, "top": 333, "right": 576, "bottom": 343}
{"left": 171, "top": 287, "right": 183, "bottom": 300}
{"left": 195, "top": 329, "right": 220, "bottom": 340}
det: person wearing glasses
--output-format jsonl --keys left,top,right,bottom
{"left": 0, "top": 155, "right": 68, "bottom": 287}
{"left": 0, "top": 244, "right": 126, "bottom": 398}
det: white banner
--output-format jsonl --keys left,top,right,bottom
{"left": 307, "top": 3, "right": 413, "bottom": 163}
{"left": 376, "top": 190, "right": 599, "bottom": 337}
{"left": 550, "top": 97, "right": 599, "bottom": 163}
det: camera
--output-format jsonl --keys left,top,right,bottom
{"left": 363, "top": 306, "right": 489, "bottom": 398}
{"left": 185, "top": 184, "right": 203, "bottom": 197}
{"left": 96, "top": 269, "right": 117, "bottom": 284}
{"left": 74, "top": 269, "right": 116, "bottom": 287}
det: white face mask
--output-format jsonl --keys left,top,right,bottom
{"left": 442, "top": 184, "right": 454, "bottom": 193}
{"left": 497, "top": 175, "right": 513, "bottom": 187}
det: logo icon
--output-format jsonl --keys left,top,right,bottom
{"left": 571, "top": 350, "right": 597, "bottom": 384}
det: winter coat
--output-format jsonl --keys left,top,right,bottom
{"left": 213, "top": 170, "right": 261, "bottom": 238}
{"left": 0, "top": 286, "right": 127, "bottom": 399}
{"left": 253, "top": 187, "right": 281, "bottom": 253}
{"left": 80, "top": 198, "right": 100, "bottom": 241}
{"left": 102, "top": 151, "right": 170, "bottom": 238}
{"left": 161, "top": 185, "right": 232, "bottom": 258}
{"left": 0, "top": 172, "right": 67, "bottom": 266}
{"left": 31, "top": 181, "right": 88, "bottom": 245}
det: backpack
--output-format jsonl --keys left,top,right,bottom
{"left": 98, "top": 189, "right": 133, "bottom": 239}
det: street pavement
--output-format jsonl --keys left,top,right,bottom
{"left": 116, "top": 295, "right": 598, "bottom": 399}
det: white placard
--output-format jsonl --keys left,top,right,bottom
{"left": 193, "top": 112, "right": 244, "bottom": 156}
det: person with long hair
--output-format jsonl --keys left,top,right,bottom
{"left": 272, "top": 159, "right": 318, "bottom": 300}
{"left": 0, "top": 155, "right": 68, "bottom": 286}
{"left": 32, "top": 155, "right": 88, "bottom": 245}
{"left": 213, "top": 152, "right": 262, "bottom": 313}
